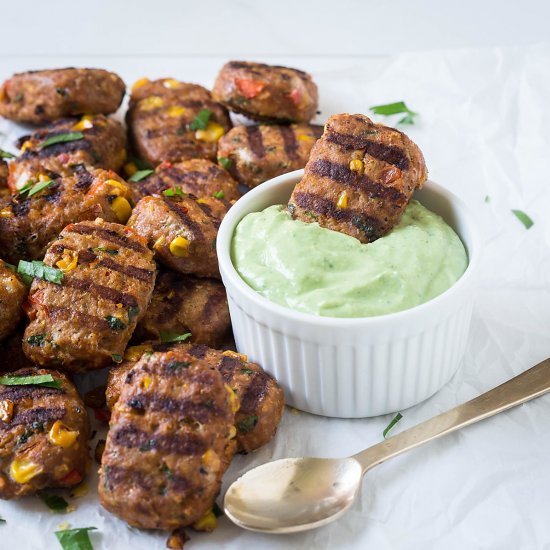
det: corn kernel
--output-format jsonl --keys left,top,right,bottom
{"left": 201, "top": 449, "right": 219, "bottom": 469}
{"left": 111, "top": 196, "right": 132, "bottom": 223}
{"left": 163, "top": 79, "right": 181, "bottom": 89}
{"left": 124, "top": 161, "right": 138, "bottom": 177}
{"left": 139, "top": 96, "right": 164, "bottom": 110}
{"left": 0, "top": 207, "right": 13, "bottom": 218}
{"left": 153, "top": 236, "right": 165, "bottom": 249}
{"left": 349, "top": 159, "right": 364, "bottom": 174}
{"left": 166, "top": 105, "right": 186, "bottom": 117}
{"left": 56, "top": 250, "right": 79, "bottom": 272}
{"left": 297, "top": 134, "right": 315, "bottom": 142}
{"left": 72, "top": 115, "right": 94, "bottom": 131}
{"left": 0, "top": 400, "right": 14, "bottom": 422}
{"left": 224, "top": 384, "right": 240, "bottom": 414}
{"left": 48, "top": 420, "right": 79, "bottom": 448}
{"left": 228, "top": 425, "right": 237, "bottom": 439}
{"left": 141, "top": 376, "right": 152, "bottom": 390}
{"left": 132, "top": 77, "right": 150, "bottom": 92}
{"left": 38, "top": 173, "right": 50, "bottom": 182}
{"left": 222, "top": 350, "right": 248, "bottom": 362}
{"left": 124, "top": 344, "right": 152, "bottom": 362}
{"left": 10, "top": 458, "right": 42, "bottom": 483}
{"left": 195, "top": 198, "right": 208, "bottom": 204}
{"left": 105, "top": 178, "right": 129, "bottom": 197}
{"left": 192, "top": 510, "right": 217, "bottom": 532}
{"left": 195, "top": 121, "right": 225, "bottom": 143}
{"left": 20, "top": 140, "right": 32, "bottom": 152}
{"left": 336, "top": 191, "right": 348, "bottom": 209}
{"left": 169, "top": 236, "right": 190, "bottom": 257}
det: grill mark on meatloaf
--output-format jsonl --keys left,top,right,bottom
{"left": 73, "top": 167, "right": 95, "bottom": 192}
{"left": 161, "top": 198, "right": 204, "bottom": 240}
{"left": 49, "top": 245, "right": 155, "bottom": 283}
{"left": 111, "top": 424, "right": 207, "bottom": 455}
{"left": 3, "top": 406, "right": 66, "bottom": 427}
{"left": 201, "top": 289, "right": 226, "bottom": 323}
{"left": 245, "top": 126, "right": 265, "bottom": 158}
{"left": 0, "top": 386, "right": 64, "bottom": 401}
{"left": 279, "top": 126, "right": 299, "bottom": 161}
{"left": 49, "top": 306, "right": 113, "bottom": 332}
{"left": 103, "top": 464, "right": 192, "bottom": 493}
{"left": 134, "top": 175, "right": 164, "bottom": 197}
{"left": 309, "top": 159, "right": 407, "bottom": 203}
{"left": 293, "top": 191, "right": 383, "bottom": 236}
{"left": 195, "top": 200, "right": 213, "bottom": 218}
{"left": 239, "top": 372, "right": 270, "bottom": 413}
{"left": 164, "top": 167, "right": 209, "bottom": 183}
{"left": 327, "top": 131, "right": 410, "bottom": 171}
{"left": 226, "top": 61, "right": 308, "bottom": 77}
{"left": 62, "top": 277, "right": 139, "bottom": 308}
{"left": 64, "top": 224, "right": 148, "bottom": 253}
{"left": 20, "top": 139, "right": 91, "bottom": 161}
{"left": 124, "top": 393, "right": 224, "bottom": 421}
{"left": 188, "top": 344, "right": 208, "bottom": 359}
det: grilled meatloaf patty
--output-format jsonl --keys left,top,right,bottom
{"left": 127, "top": 194, "right": 229, "bottom": 279}
{"left": 0, "top": 262, "right": 27, "bottom": 341}
{"left": 131, "top": 159, "right": 240, "bottom": 202}
{"left": 213, "top": 61, "right": 319, "bottom": 123}
{"left": 8, "top": 115, "right": 126, "bottom": 191}
{"left": 0, "top": 68, "right": 125, "bottom": 124}
{"left": 134, "top": 270, "right": 231, "bottom": 348}
{"left": 127, "top": 78, "right": 231, "bottom": 166}
{"left": 289, "top": 113, "right": 428, "bottom": 243}
{"left": 99, "top": 347, "right": 237, "bottom": 530}
{"left": 217, "top": 123, "right": 323, "bottom": 188}
{"left": 0, "top": 166, "right": 134, "bottom": 264}
{"left": 0, "top": 160, "right": 8, "bottom": 197}
{"left": 23, "top": 219, "right": 156, "bottom": 372}
{"left": 106, "top": 343, "right": 284, "bottom": 453}
{"left": 0, "top": 367, "right": 89, "bottom": 499}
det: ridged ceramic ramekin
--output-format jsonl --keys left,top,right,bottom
{"left": 217, "top": 170, "right": 479, "bottom": 418}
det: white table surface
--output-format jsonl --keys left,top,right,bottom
{"left": 1, "top": 3, "right": 550, "bottom": 549}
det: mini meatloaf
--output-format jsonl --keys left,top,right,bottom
{"left": 217, "top": 123, "right": 323, "bottom": 188}
{"left": 126, "top": 78, "right": 231, "bottom": 166}
{"left": 0, "top": 262, "right": 27, "bottom": 341}
{"left": 106, "top": 343, "right": 285, "bottom": 454}
{"left": 0, "top": 68, "right": 125, "bottom": 124}
{"left": 131, "top": 159, "right": 240, "bottom": 202}
{"left": 99, "top": 347, "right": 237, "bottom": 530}
{"left": 23, "top": 219, "right": 156, "bottom": 372}
{"left": 0, "top": 160, "right": 8, "bottom": 196}
{"left": 133, "top": 270, "right": 231, "bottom": 348}
{"left": 0, "top": 166, "right": 134, "bottom": 263}
{"left": 127, "top": 194, "right": 229, "bottom": 279}
{"left": 0, "top": 367, "right": 89, "bottom": 499}
{"left": 213, "top": 61, "right": 319, "bottom": 123}
{"left": 8, "top": 115, "right": 126, "bottom": 191}
{"left": 289, "top": 113, "right": 428, "bottom": 243}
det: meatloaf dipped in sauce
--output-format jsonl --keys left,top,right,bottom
{"left": 106, "top": 343, "right": 285, "bottom": 454}
{"left": 133, "top": 270, "right": 231, "bottom": 348}
{"left": 0, "top": 68, "right": 125, "bottom": 124}
{"left": 23, "top": 219, "right": 156, "bottom": 372}
{"left": 131, "top": 159, "right": 240, "bottom": 202}
{"left": 127, "top": 194, "right": 229, "bottom": 279}
{"left": 217, "top": 123, "right": 323, "bottom": 188}
{"left": 289, "top": 113, "right": 428, "bottom": 243}
{"left": 99, "top": 346, "right": 238, "bottom": 530}
{"left": 0, "top": 166, "right": 134, "bottom": 264}
{"left": 213, "top": 61, "right": 319, "bottom": 123}
{"left": 127, "top": 78, "right": 231, "bottom": 166}
{"left": 0, "top": 368, "right": 89, "bottom": 499}
{"left": 0, "top": 262, "right": 27, "bottom": 340}
{"left": 8, "top": 115, "right": 126, "bottom": 191}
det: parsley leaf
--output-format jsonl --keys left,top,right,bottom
{"left": 39, "top": 492, "right": 68, "bottom": 512}
{"left": 0, "top": 374, "right": 61, "bottom": 389}
{"left": 383, "top": 412, "right": 403, "bottom": 438}
{"left": 129, "top": 169, "right": 154, "bottom": 182}
{"left": 212, "top": 190, "right": 225, "bottom": 199}
{"left": 26, "top": 334, "right": 46, "bottom": 347}
{"left": 163, "top": 186, "right": 184, "bottom": 197}
{"left": 17, "top": 260, "right": 63, "bottom": 285}
{"left": 159, "top": 331, "right": 192, "bottom": 343}
{"left": 237, "top": 415, "right": 258, "bottom": 433}
{"left": 39, "top": 132, "right": 84, "bottom": 149}
{"left": 217, "top": 156, "right": 232, "bottom": 170}
{"left": 19, "top": 179, "right": 53, "bottom": 198}
{"left": 370, "top": 101, "right": 418, "bottom": 125}
{"left": 111, "top": 354, "right": 123, "bottom": 363}
{"left": 512, "top": 209, "right": 533, "bottom": 230}
{"left": 54, "top": 527, "right": 96, "bottom": 550}
{"left": 105, "top": 316, "right": 126, "bottom": 331}
{"left": 189, "top": 109, "right": 212, "bottom": 131}
{"left": 0, "top": 148, "right": 15, "bottom": 159}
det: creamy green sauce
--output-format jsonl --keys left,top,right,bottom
{"left": 231, "top": 201, "right": 468, "bottom": 318}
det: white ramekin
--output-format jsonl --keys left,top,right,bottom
{"left": 217, "top": 170, "right": 480, "bottom": 418}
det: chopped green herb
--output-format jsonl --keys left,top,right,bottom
{"left": 139, "top": 439, "right": 156, "bottom": 452}
{"left": 383, "top": 412, "right": 403, "bottom": 438}
{"left": 512, "top": 209, "right": 533, "bottom": 230}
{"left": 189, "top": 108, "right": 212, "bottom": 130}
{"left": 3, "top": 261, "right": 16, "bottom": 272}
{"left": 212, "top": 502, "right": 224, "bottom": 517}
{"left": 14, "top": 92, "right": 23, "bottom": 103}
{"left": 127, "top": 155, "right": 152, "bottom": 170}
{"left": 240, "top": 366, "right": 254, "bottom": 375}
{"left": 370, "top": 101, "right": 418, "bottom": 125}
{"left": 237, "top": 415, "right": 258, "bottom": 433}
{"left": 19, "top": 179, "right": 54, "bottom": 198}
{"left": 111, "top": 354, "right": 123, "bottom": 363}
{"left": 91, "top": 247, "right": 118, "bottom": 255}
{"left": 39, "top": 132, "right": 84, "bottom": 149}
{"left": 129, "top": 169, "right": 154, "bottom": 182}
{"left": 167, "top": 361, "right": 190, "bottom": 370}
{"left": 105, "top": 316, "right": 126, "bottom": 330}
{"left": 17, "top": 260, "right": 63, "bottom": 285}
{"left": 127, "top": 306, "right": 139, "bottom": 321}
{"left": 55, "top": 87, "right": 68, "bottom": 97}
{"left": 39, "top": 492, "right": 68, "bottom": 512}
{"left": 31, "top": 421, "right": 44, "bottom": 432}
{"left": 217, "top": 156, "right": 232, "bottom": 170}
{"left": 159, "top": 331, "right": 192, "bottom": 343}
{"left": 160, "top": 464, "right": 175, "bottom": 481}
{"left": 26, "top": 334, "right": 46, "bottom": 347}
{"left": 163, "top": 186, "right": 184, "bottom": 197}
{"left": 212, "top": 190, "right": 225, "bottom": 199}
{"left": 0, "top": 374, "right": 61, "bottom": 389}
{"left": 484, "top": 195, "right": 490, "bottom": 203}
{"left": 54, "top": 526, "right": 96, "bottom": 550}
{"left": 0, "top": 148, "right": 15, "bottom": 159}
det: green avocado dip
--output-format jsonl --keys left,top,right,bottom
{"left": 231, "top": 200, "right": 468, "bottom": 318}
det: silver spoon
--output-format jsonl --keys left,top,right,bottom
{"left": 224, "top": 357, "right": 550, "bottom": 534}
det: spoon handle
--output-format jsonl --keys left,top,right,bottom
{"left": 354, "top": 357, "right": 550, "bottom": 473}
